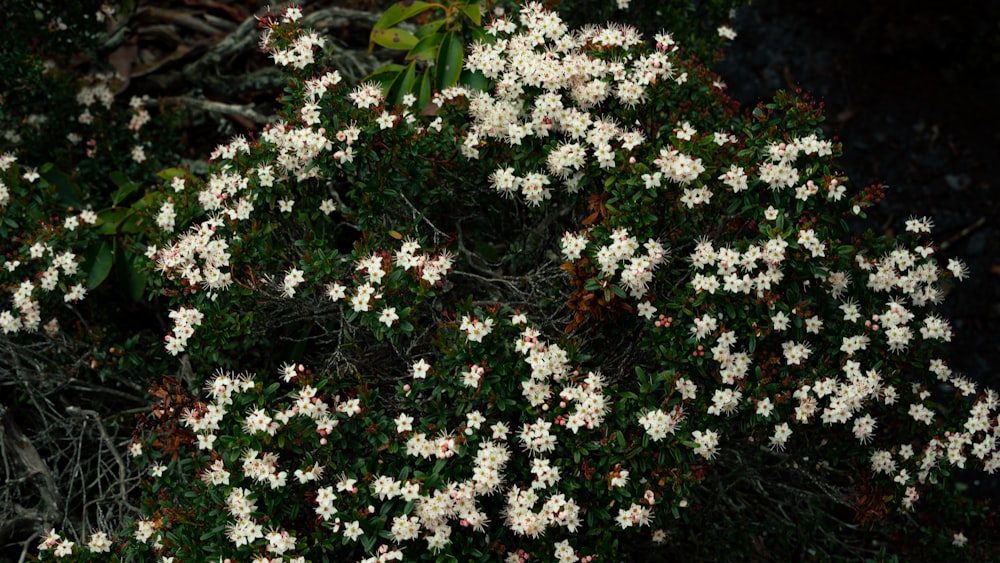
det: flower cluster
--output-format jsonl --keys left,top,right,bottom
{"left": 0, "top": 155, "right": 96, "bottom": 335}
{"left": 27, "top": 2, "right": 1000, "bottom": 561}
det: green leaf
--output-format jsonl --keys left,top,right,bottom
{"left": 373, "top": 1, "right": 433, "bottom": 30}
{"left": 414, "top": 71, "right": 432, "bottom": 110}
{"left": 387, "top": 62, "right": 417, "bottom": 106}
{"left": 406, "top": 32, "right": 445, "bottom": 63}
{"left": 119, "top": 211, "right": 148, "bottom": 234}
{"left": 131, "top": 192, "right": 159, "bottom": 211}
{"left": 95, "top": 208, "right": 130, "bottom": 235}
{"left": 87, "top": 242, "right": 114, "bottom": 290}
{"left": 109, "top": 171, "right": 140, "bottom": 205}
{"left": 42, "top": 167, "right": 83, "bottom": 208}
{"left": 371, "top": 27, "right": 419, "bottom": 51}
{"left": 435, "top": 32, "right": 463, "bottom": 90}
{"left": 459, "top": 68, "right": 489, "bottom": 92}
{"left": 200, "top": 525, "right": 226, "bottom": 541}
{"left": 415, "top": 18, "right": 446, "bottom": 38}
{"left": 118, "top": 250, "right": 148, "bottom": 301}
{"left": 460, "top": 1, "right": 482, "bottom": 26}
{"left": 366, "top": 63, "right": 408, "bottom": 90}
{"left": 361, "top": 533, "right": 377, "bottom": 553}
{"left": 156, "top": 167, "right": 187, "bottom": 181}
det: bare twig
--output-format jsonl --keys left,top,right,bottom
{"left": 940, "top": 216, "right": 986, "bottom": 251}
{"left": 65, "top": 407, "right": 141, "bottom": 518}
{"left": 158, "top": 95, "right": 275, "bottom": 124}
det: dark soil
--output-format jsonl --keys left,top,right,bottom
{"left": 716, "top": 0, "right": 1000, "bottom": 501}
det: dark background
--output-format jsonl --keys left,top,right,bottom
{"left": 719, "top": 0, "right": 1000, "bottom": 382}
{"left": 717, "top": 0, "right": 1000, "bottom": 499}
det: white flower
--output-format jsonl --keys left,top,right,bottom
{"left": 637, "top": 301, "right": 655, "bottom": 319}
{"left": 947, "top": 258, "right": 969, "bottom": 281}
{"left": 411, "top": 358, "right": 431, "bottom": 379}
{"left": 379, "top": 307, "right": 399, "bottom": 327}
{"left": 283, "top": 268, "right": 305, "bottom": 297}
{"left": 717, "top": 25, "right": 737, "bottom": 40}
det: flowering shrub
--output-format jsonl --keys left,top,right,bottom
{"left": 19, "top": 1, "right": 1000, "bottom": 562}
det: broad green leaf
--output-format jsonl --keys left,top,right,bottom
{"left": 156, "top": 167, "right": 187, "bottom": 181}
{"left": 415, "top": 18, "right": 446, "bottom": 38}
{"left": 460, "top": 1, "right": 482, "bottom": 26}
{"left": 370, "top": 27, "right": 418, "bottom": 51}
{"left": 119, "top": 211, "right": 148, "bottom": 234}
{"left": 109, "top": 171, "right": 140, "bottom": 205}
{"left": 459, "top": 68, "right": 489, "bottom": 92}
{"left": 115, "top": 247, "right": 148, "bottom": 301}
{"left": 387, "top": 62, "right": 417, "bottom": 106}
{"left": 435, "top": 32, "right": 463, "bottom": 90}
{"left": 366, "top": 63, "right": 408, "bottom": 89}
{"left": 95, "top": 208, "right": 130, "bottom": 235}
{"left": 87, "top": 242, "right": 114, "bottom": 290}
{"left": 42, "top": 167, "right": 84, "bottom": 208}
{"left": 373, "top": 1, "right": 433, "bottom": 30}
{"left": 406, "top": 32, "right": 444, "bottom": 63}
{"left": 467, "top": 26, "right": 491, "bottom": 45}
{"left": 131, "top": 192, "right": 158, "bottom": 211}
{"left": 414, "top": 70, "right": 432, "bottom": 110}
{"left": 124, "top": 260, "right": 148, "bottom": 301}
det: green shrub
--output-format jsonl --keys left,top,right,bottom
{"left": 13, "top": 2, "right": 998, "bottom": 562}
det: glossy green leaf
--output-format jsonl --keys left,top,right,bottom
{"left": 459, "top": 68, "right": 489, "bottom": 92}
{"left": 387, "top": 62, "right": 417, "bottom": 106}
{"left": 119, "top": 211, "right": 147, "bottom": 234}
{"left": 109, "top": 171, "right": 140, "bottom": 205}
{"left": 132, "top": 192, "right": 159, "bottom": 212}
{"left": 367, "top": 63, "right": 408, "bottom": 89}
{"left": 371, "top": 27, "right": 418, "bottom": 51}
{"left": 87, "top": 242, "right": 114, "bottom": 290}
{"left": 156, "top": 167, "right": 187, "bottom": 181}
{"left": 124, "top": 259, "right": 148, "bottom": 301}
{"left": 435, "top": 32, "right": 463, "bottom": 90}
{"left": 414, "top": 70, "right": 432, "bottom": 110}
{"left": 42, "top": 167, "right": 83, "bottom": 208}
{"left": 406, "top": 32, "right": 444, "bottom": 63}
{"left": 460, "top": 1, "right": 482, "bottom": 26}
{"left": 95, "top": 208, "right": 130, "bottom": 235}
{"left": 415, "top": 18, "right": 446, "bottom": 38}
{"left": 373, "top": 1, "right": 433, "bottom": 30}
{"left": 114, "top": 246, "right": 148, "bottom": 301}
